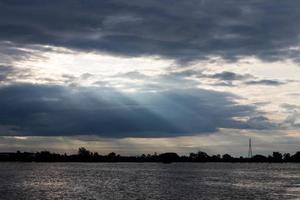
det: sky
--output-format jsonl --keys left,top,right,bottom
{"left": 0, "top": 0, "right": 300, "bottom": 156}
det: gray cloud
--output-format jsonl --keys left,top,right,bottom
{"left": 206, "top": 71, "right": 253, "bottom": 87}
{"left": 288, "top": 93, "right": 300, "bottom": 97}
{"left": 0, "top": 65, "right": 13, "bottom": 81}
{"left": 280, "top": 103, "right": 300, "bottom": 128}
{"left": 245, "top": 79, "right": 285, "bottom": 86}
{"left": 0, "top": 0, "right": 300, "bottom": 62}
{"left": 210, "top": 71, "right": 253, "bottom": 81}
{"left": 244, "top": 116, "right": 277, "bottom": 130}
{"left": 160, "top": 70, "right": 286, "bottom": 87}
{"left": 113, "top": 71, "right": 149, "bottom": 80}
{"left": 201, "top": 71, "right": 287, "bottom": 87}
{"left": 281, "top": 103, "right": 300, "bottom": 111}
{"left": 0, "top": 83, "right": 276, "bottom": 137}
{"left": 0, "top": 65, "right": 33, "bottom": 83}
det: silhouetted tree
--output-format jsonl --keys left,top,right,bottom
{"left": 222, "top": 154, "right": 234, "bottom": 162}
{"left": 159, "top": 152, "right": 179, "bottom": 163}
{"left": 196, "top": 151, "right": 209, "bottom": 162}
{"left": 1, "top": 148, "right": 300, "bottom": 163}
{"left": 291, "top": 151, "right": 300, "bottom": 162}
{"left": 251, "top": 154, "right": 267, "bottom": 162}
{"left": 107, "top": 152, "right": 117, "bottom": 162}
{"left": 77, "top": 147, "right": 91, "bottom": 161}
{"left": 78, "top": 147, "right": 91, "bottom": 157}
{"left": 210, "top": 154, "right": 221, "bottom": 162}
{"left": 272, "top": 152, "right": 283, "bottom": 162}
{"left": 283, "top": 153, "right": 291, "bottom": 162}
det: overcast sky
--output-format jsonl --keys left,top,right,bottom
{"left": 0, "top": 0, "right": 300, "bottom": 156}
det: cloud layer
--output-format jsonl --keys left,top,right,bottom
{"left": 1, "top": 0, "right": 300, "bottom": 62}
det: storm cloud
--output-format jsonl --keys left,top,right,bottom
{"left": 0, "top": 83, "right": 274, "bottom": 137}
{"left": 0, "top": 0, "right": 300, "bottom": 62}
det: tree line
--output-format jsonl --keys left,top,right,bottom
{"left": 0, "top": 147, "right": 300, "bottom": 163}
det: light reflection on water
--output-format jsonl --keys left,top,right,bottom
{"left": 0, "top": 163, "right": 299, "bottom": 200}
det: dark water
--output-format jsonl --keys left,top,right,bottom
{"left": 0, "top": 163, "right": 299, "bottom": 200}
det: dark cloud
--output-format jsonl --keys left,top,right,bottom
{"left": 244, "top": 116, "right": 277, "bottom": 130}
{"left": 0, "top": 83, "right": 275, "bottom": 137}
{"left": 164, "top": 70, "right": 286, "bottom": 88}
{"left": 184, "top": 70, "right": 287, "bottom": 87}
{"left": 205, "top": 71, "right": 253, "bottom": 87}
{"left": 159, "top": 70, "right": 249, "bottom": 82}
{"left": 210, "top": 71, "right": 253, "bottom": 81}
{"left": 0, "top": 0, "right": 300, "bottom": 62}
{"left": 208, "top": 72, "right": 287, "bottom": 87}
{"left": 245, "top": 79, "right": 285, "bottom": 86}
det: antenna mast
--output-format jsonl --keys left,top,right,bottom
{"left": 248, "top": 138, "right": 253, "bottom": 158}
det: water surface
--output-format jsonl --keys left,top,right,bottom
{"left": 0, "top": 163, "right": 299, "bottom": 200}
